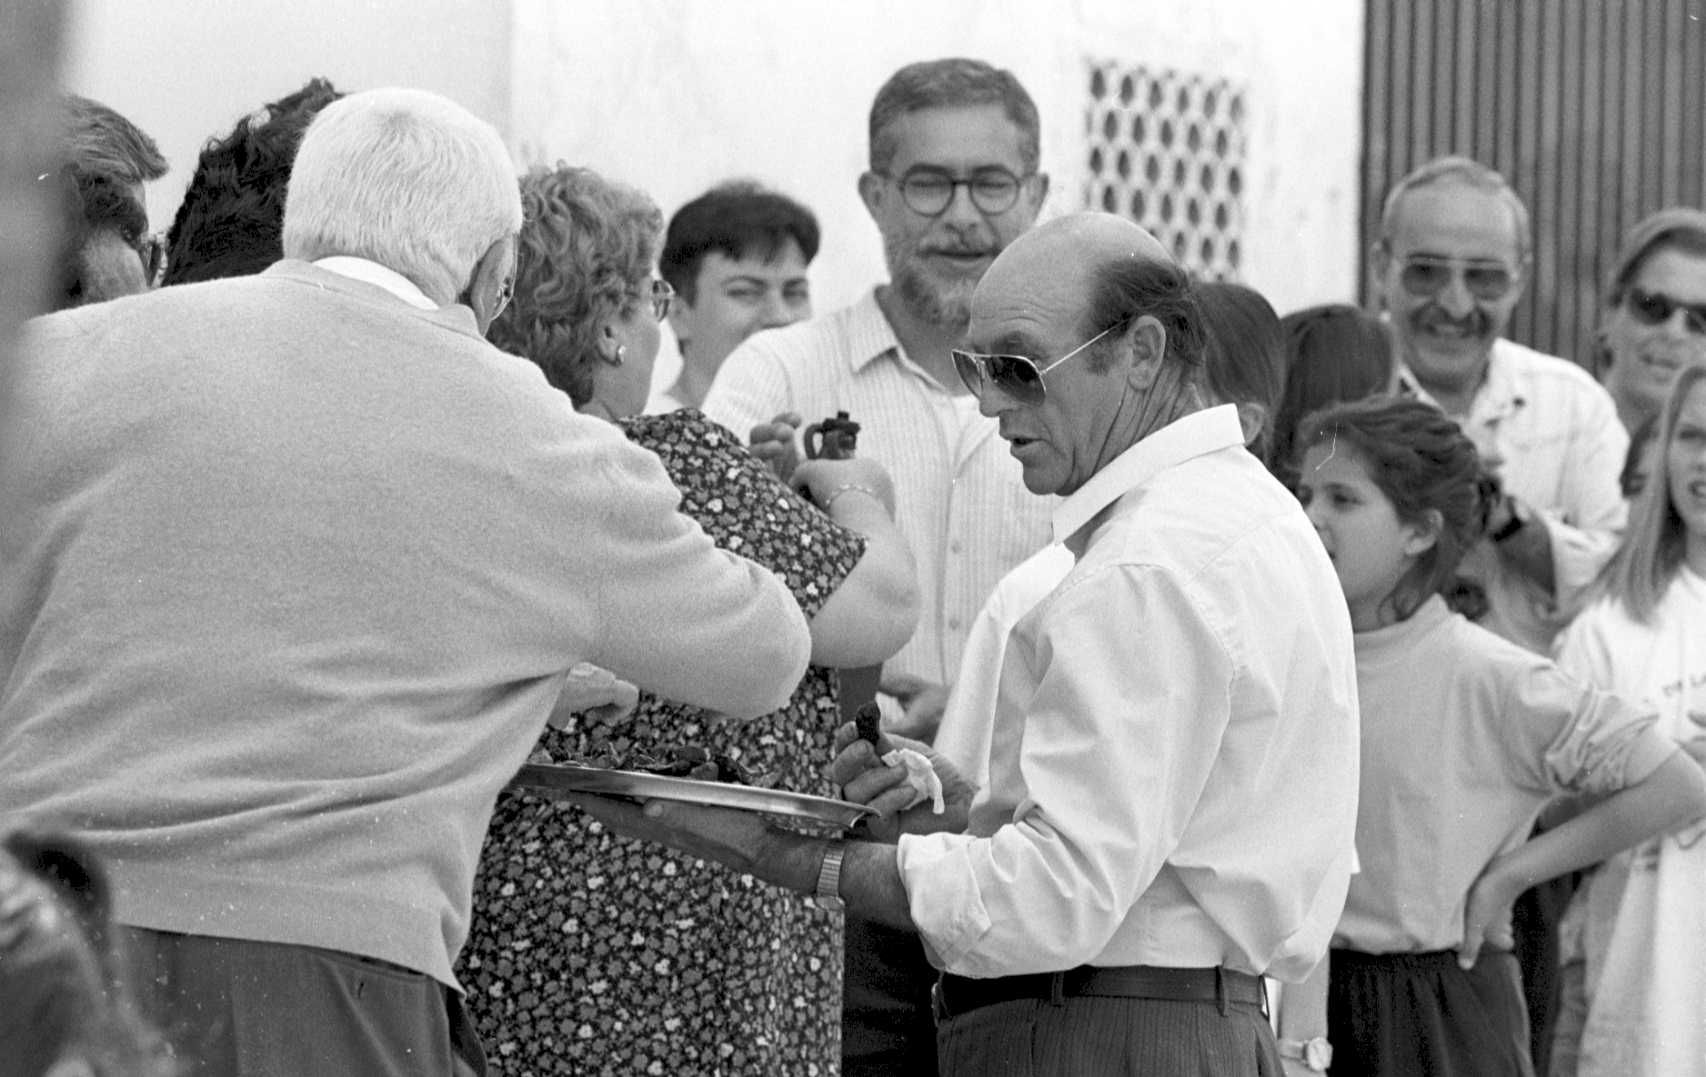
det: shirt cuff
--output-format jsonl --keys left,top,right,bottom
{"left": 896, "top": 831, "right": 993, "bottom": 974}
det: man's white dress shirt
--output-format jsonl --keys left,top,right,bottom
{"left": 896, "top": 406, "right": 1360, "bottom": 981}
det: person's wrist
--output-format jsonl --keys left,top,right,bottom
{"left": 822, "top": 482, "right": 888, "bottom": 515}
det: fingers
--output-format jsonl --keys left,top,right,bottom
{"left": 828, "top": 734, "right": 892, "bottom": 787}
{"left": 880, "top": 672, "right": 927, "bottom": 702}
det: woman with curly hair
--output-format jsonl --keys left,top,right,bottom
{"left": 459, "top": 164, "right": 918, "bottom": 1075}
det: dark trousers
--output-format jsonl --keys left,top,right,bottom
{"left": 1328, "top": 947, "right": 1533, "bottom": 1077}
{"left": 842, "top": 917, "right": 939, "bottom": 1076}
{"left": 116, "top": 926, "right": 486, "bottom": 1077}
{"left": 934, "top": 992, "right": 1281, "bottom": 1076}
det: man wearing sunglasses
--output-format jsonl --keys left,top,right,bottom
{"left": 702, "top": 56, "right": 1056, "bottom": 1077}
{"left": 577, "top": 212, "right": 1359, "bottom": 1076}
{"left": 1373, "top": 156, "right": 1627, "bottom": 658}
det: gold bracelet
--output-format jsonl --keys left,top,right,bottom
{"left": 822, "top": 483, "right": 882, "bottom": 511}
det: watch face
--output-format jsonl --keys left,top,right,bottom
{"left": 1303, "top": 1038, "right": 1332, "bottom": 1069}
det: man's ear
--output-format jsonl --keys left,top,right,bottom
{"left": 1028, "top": 172, "right": 1051, "bottom": 211}
{"left": 1234, "top": 401, "right": 1269, "bottom": 447}
{"left": 1123, "top": 314, "right": 1168, "bottom": 392}
{"left": 1404, "top": 508, "right": 1443, "bottom": 557}
{"left": 857, "top": 171, "right": 885, "bottom": 220}
{"left": 1369, "top": 241, "right": 1393, "bottom": 303}
{"left": 465, "top": 235, "right": 515, "bottom": 334}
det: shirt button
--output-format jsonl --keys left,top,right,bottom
{"left": 948, "top": 617, "right": 963, "bottom": 631}
{"left": 949, "top": 540, "right": 964, "bottom": 554}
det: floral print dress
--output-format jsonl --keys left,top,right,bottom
{"left": 459, "top": 411, "right": 866, "bottom": 1076}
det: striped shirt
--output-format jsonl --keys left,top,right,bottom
{"left": 703, "top": 289, "right": 1054, "bottom": 691}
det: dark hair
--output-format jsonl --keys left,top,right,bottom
{"left": 1082, "top": 254, "right": 1206, "bottom": 379}
{"left": 0, "top": 830, "right": 178, "bottom": 1077}
{"left": 659, "top": 180, "right": 819, "bottom": 303}
{"left": 1196, "top": 281, "right": 1285, "bottom": 459}
{"left": 487, "top": 164, "right": 662, "bottom": 406}
{"left": 1296, "top": 396, "right": 1499, "bottom": 623}
{"left": 164, "top": 78, "right": 344, "bottom": 284}
{"left": 868, "top": 58, "right": 1040, "bottom": 174}
{"left": 62, "top": 94, "right": 167, "bottom": 188}
{"left": 1271, "top": 304, "right": 1395, "bottom": 490}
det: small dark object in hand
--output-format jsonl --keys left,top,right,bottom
{"left": 854, "top": 702, "right": 882, "bottom": 747}
{"left": 804, "top": 410, "right": 861, "bottom": 460}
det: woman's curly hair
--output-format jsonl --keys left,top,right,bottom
{"left": 1297, "top": 395, "right": 1500, "bottom": 623}
{"left": 487, "top": 164, "right": 662, "bottom": 406}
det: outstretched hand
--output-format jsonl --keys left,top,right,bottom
{"left": 547, "top": 663, "right": 639, "bottom": 730}
{"left": 747, "top": 412, "right": 803, "bottom": 481}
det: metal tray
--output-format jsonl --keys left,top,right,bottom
{"left": 509, "top": 762, "right": 874, "bottom": 830}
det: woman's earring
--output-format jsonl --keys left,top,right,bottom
{"left": 613, "top": 344, "right": 626, "bottom": 367}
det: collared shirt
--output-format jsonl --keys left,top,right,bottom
{"left": 703, "top": 289, "right": 1053, "bottom": 690}
{"left": 896, "top": 406, "right": 1360, "bottom": 981}
{"left": 1397, "top": 337, "right": 1628, "bottom": 653}
{"left": 312, "top": 256, "right": 439, "bottom": 310}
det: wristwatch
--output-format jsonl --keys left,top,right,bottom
{"left": 814, "top": 839, "right": 846, "bottom": 913}
{"left": 1278, "top": 1036, "right": 1332, "bottom": 1072}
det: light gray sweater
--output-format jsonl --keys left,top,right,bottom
{"left": 0, "top": 261, "right": 809, "bottom": 986}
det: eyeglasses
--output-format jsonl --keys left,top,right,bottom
{"left": 1624, "top": 286, "right": 1706, "bottom": 335}
{"left": 952, "top": 324, "right": 1118, "bottom": 406}
{"left": 878, "top": 166, "right": 1030, "bottom": 216}
{"left": 1394, "top": 254, "right": 1517, "bottom": 302}
{"left": 645, "top": 277, "right": 674, "bottom": 321}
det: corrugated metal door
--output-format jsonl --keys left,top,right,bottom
{"left": 1361, "top": 0, "right": 1706, "bottom": 368}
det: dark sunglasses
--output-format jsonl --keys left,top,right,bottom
{"left": 1396, "top": 254, "right": 1516, "bottom": 302}
{"left": 1624, "top": 286, "right": 1706, "bottom": 335}
{"left": 952, "top": 325, "right": 1116, "bottom": 406}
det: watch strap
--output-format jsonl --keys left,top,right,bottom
{"left": 814, "top": 839, "right": 846, "bottom": 912}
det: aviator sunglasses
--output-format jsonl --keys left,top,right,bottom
{"left": 1624, "top": 286, "right": 1706, "bottom": 336}
{"left": 952, "top": 324, "right": 1117, "bottom": 406}
{"left": 1395, "top": 253, "right": 1517, "bottom": 302}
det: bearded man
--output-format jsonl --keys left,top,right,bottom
{"left": 701, "top": 57, "right": 1054, "bottom": 1076}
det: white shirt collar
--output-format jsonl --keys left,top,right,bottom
{"left": 1051, "top": 404, "right": 1245, "bottom": 546}
{"left": 312, "top": 257, "right": 439, "bottom": 311}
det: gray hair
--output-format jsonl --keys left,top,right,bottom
{"left": 868, "top": 58, "right": 1040, "bottom": 175}
{"left": 282, "top": 88, "right": 523, "bottom": 303}
{"left": 1379, "top": 155, "right": 1531, "bottom": 263}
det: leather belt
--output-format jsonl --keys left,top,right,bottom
{"left": 934, "top": 965, "right": 1266, "bottom": 1020}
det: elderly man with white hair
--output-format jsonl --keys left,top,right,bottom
{"left": 0, "top": 88, "right": 810, "bottom": 1075}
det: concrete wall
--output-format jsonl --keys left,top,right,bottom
{"left": 63, "top": 0, "right": 1364, "bottom": 355}
{"left": 511, "top": 0, "right": 1366, "bottom": 316}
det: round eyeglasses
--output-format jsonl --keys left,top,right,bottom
{"left": 1623, "top": 286, "right": 1706, "bottom": 336}
{"left": 879, "top": 166, "right": 1030, "bottom": 216}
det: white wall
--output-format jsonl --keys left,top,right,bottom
{"left": 63, "top": 0, "right": 1363, "bottom": 318}
{"left": 63, "top": 0, "right": 513, "bottom": 234}
{"left": 510, "top": 0, "right": 1365, "bottom": 316}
